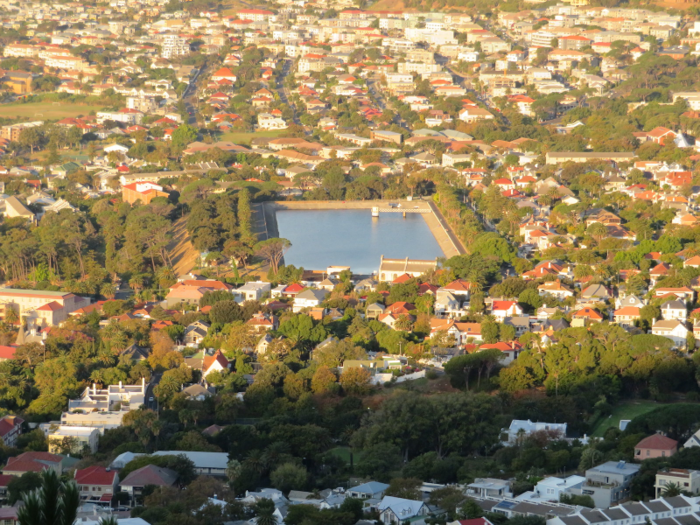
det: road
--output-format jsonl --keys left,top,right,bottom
{"left": 181, "top": 64, "right": 211, "bottom": 126}
{"left": 367, "top": 79, "right": 410, "bottom": 131}
{"left": 145, "top": 373, "right": 162, "bottom": 411}
{"left": 275, "top": 58, "right": 301, "bottom": 125}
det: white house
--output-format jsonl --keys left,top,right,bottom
{"left": 503, "top": 419, "right": 567, "bottom": 444}
{"left": 257, "top": 113, "right": 287, "bottom": 130}
{"left": 293, "top": 289, "right": 327, "bottom": 312}
{"left": 651, "top": 320, "right": 690, "bottom": 347}
{"left": 234, "top": 282, "right": 271, "bottom": 302}
{"left": 378, "top": 496, "right": 429, "bottom": 525}
{"left": 661, "top": 300, "right": 687, "bottom": 321}
{"left": 533, "top": 475, "right": 586, "bottom": 502}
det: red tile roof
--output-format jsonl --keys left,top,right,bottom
{"left": 636, "top": 434, "right": 678, "bottom": 450}
{"left": 75, "top": 465, "right": 117, "bottom": 486}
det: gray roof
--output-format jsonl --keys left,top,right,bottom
{"left": 296, "top": 289, "right": 327, "bottom": 301}
{"left": 591, "top": 461, "right": 641, "bottom": 476}
{"left": 152, "top": 451, "right": 228, "bottom": 469}
{"left": 348, "top": 481, "right": 389, "bottom": 494}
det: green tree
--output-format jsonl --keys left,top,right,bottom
{"left": 270, "top": 463, "right": 308, "bottom": 493}
{"left": 171, "top": 124, "right": 198, "bottom": 150}
{"left": 17, "top": 469, "right": 80, "bottom": 525}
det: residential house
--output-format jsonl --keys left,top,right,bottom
{"left": 0, "top": 416, "right": 23, "bottom": 448}
{"left": 567, "top": 461, "right": 641, "bottom": 509}
{"left": 503, "top": 420, "right": 567, "bottom": 444}
{"left": 347, "top": 481, "right": 390, "bottom": 500}
{"left": 184, "top": 321, "right": 210, "bottom": 346}
{"left": 120, "top": 465, "right": 177, "bottom": 506}
{"left": 74, "top": 466, "right": 119, "bottom": 504}
{"left": 655, "top": 469, "right": 700, "bottom": 497}
{"left": 538, "top": 280, "right": 574, "bottom": 299}
{"left": 48, "top": 426, "right": 100, "bottom": 454}
{"left": 491, "top": 301, "right": 524, "bottom": 321}
{"left": 378, "top": 496, "right": 430, "bottom": 525}
{"left": 661, "top": 300, "right": 687, "bottom": 321}
{"left": 235, "top": 281, "right": 271, "bottom": 302}
{"left": 3, "top": 452, "right": 67, "bottom": 476}
{"left": 293, "top": 289, "right": 327, "bottom": 312}
{"left": 635, "top": 435, "right": 678, "bottom": 461}
{"left": 651, "top": 320, "right": 690, "bottom": 347}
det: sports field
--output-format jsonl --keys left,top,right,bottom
{"left": 0, "top": 102, "right": 103, "bottom": 120}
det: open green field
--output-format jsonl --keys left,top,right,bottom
{"left": 220, "top": 129, "right": 287, "bottom": 145}
{"left": 0, "top": 102, "right": 103, "bottom": 120}
{"left": 591, "top": 401, "right": 663, "bottom": 437}
{"left": 327, "top": 446, "right": 364, "bottom": 466}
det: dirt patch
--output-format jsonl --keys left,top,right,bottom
{"left": 167, "top": 216, "right": 199, "bottom": 277}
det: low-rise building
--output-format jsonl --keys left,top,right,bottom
{"left": 655, "top": 469, "right": 700, "bottom": 497}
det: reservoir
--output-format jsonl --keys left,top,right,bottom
{"left": 275, "top": 209, "right": 444, "bottom": 274}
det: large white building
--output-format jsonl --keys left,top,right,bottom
{"left": 0, "top": 288, "right": 90, "bottom": 328}
{"left": 61, "top": 379, "right": 147, "bottom": 430}
{"left": 161, "top": 34, "right": 190, "bottom": 59}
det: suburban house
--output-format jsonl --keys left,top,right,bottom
{"left": 568, "top": 461, "right": 641, "bottom": 509}
{"left": 651, "top": 320, "right": 690, "bottom": 347}
{"left": 491, "top": 301, "right": 524, "bottom": 321}
{"left": 347, "top": 481, "right": 390, "bottom": 500}
{"left": 0, "top": 416, "right": 23, "bottom": 447}
{"left": 74, "top": 465, "right": 119, "bottom": 504}
{"left": 655, "top": 469, "right": 700, "bottom": 497}
{"left": 502, "top": 420, "right": 567, "bottom": 444}
{"left": 378, "top": 256, "right": 438, "bottom": 282}
{"left": 635, "top": 434, "right": 679, "bottom": 461}
{"left": 184, "top": 321, "right": 210, "bottom": 346}
{"left": 120, "top": 465, "right": 178, "bottom": 506}
{"left": 378, "top": 496, "right": 430, "bottom": 524}
{"left": 293, "top": 289, "right": 327, "bottom": 312}
{"left": 3, "top": 452, "right": 68, "bottom": 476}
{"left": 121, "top": 182, "right": 169, "bottom": 205}
{"left": 48, "top": 426, "right": 100, "bottom": 454}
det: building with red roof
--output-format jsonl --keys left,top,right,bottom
{"left": 0, "top": 416, "right": 22, "bottom": 448}
{"left": 75, "top": 465, "right": 118, "bottom": 503}
{"left": 634, "top": 434, "right": 678, "bottom": 461}
{"left": 3, "top": 452, "right": 65, "bottom": 476}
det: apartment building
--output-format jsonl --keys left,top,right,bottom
{"left": 568, "top": 461, "right": 641, "bottom": 508}
{"left": 0, "top": 288, "right": 89, "bottom": 327}
{"left": 655, "top": 469, "right": 700, "bottom": 498}
{"left": 161, "top": 34, "right": 190, "bottom": 59}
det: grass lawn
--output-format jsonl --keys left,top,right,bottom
{"left": 220, "top": 129, "right": 287, "bottom": 145}
{"left": 327, "top": 446, "right": 363, "bottom": 466}
{"left": 0, "top": 102, "right": 104, "bottom": 120}
{"left": 591, "top": 401, "right": 664, "bottom": 438}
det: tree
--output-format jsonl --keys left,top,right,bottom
{"left": 18, "top": 127, "right": 41, "bottom": 155}
{"left": 254, "top": 238, "right": 291, "bottom": 275}
{"left": 209, "top": 300, "right": 243, "bottom": 324}
{"left": 339, "top": 367, "right": 372, "bottom": 395}
{"left": 662, "top": 482, "right": 682, "bottom": 497}
{"left": 254, "top": 498, "right": 278, "bottom": 525}
{"left": 8, "top": 472, "right": 42, "bottom": 505}
{"left": 17, "top": 469, "right": 79, "bottom": 525}
{"left": 171, "top": 124, "right": 198, "bottom": 149}
{"left": 384, "top": 478, "right": 421, "bottom": 500}
{"left": 270, "top": 463, "right": 308, "bottom": 494}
